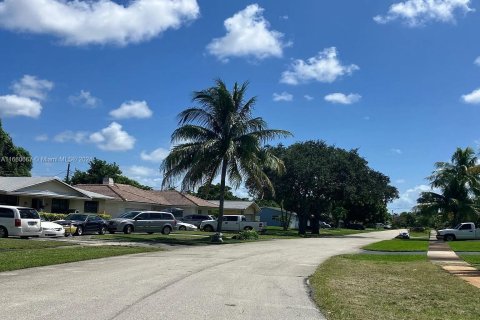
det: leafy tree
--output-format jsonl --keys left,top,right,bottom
{"left": 0, "top": 120, "right": 32, "bottom": 176}
{"left": 161, "top": 80, "right": 291, "bottom": 242}
{"left": 250, "top": 141, "right": 398, "bottom": 235}
{"left": 416, "top": 147, "right": 480, "bottom": 226}
{"left": 195, "top": 183, "right": 245, "bottom": 200}
{"left": 69, "top": 158, "right": 152, "bottom": 190}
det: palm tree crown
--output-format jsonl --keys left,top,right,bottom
{"left": 161, "top": 79, "right": 292, "bottom": 239}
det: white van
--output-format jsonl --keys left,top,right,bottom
{"left": 0, "top": 205, "right": 42, "bottom": 238}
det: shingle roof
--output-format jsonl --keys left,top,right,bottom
{"left": 74, "top": 184, "right": 217, "bottom": 208}
{"left": 150, "top": 190, "right": 218, "bottom": 208}
{"left": 75, "top": 184, "right": 167, "bottom": 204}
{"left": 0, "top": 177, "right": 113, "bottom": 200}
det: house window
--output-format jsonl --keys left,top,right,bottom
{"left": 0, "top": 195, "right": 18, "bottom": 206}
{"left": 84, "top": 201, "right": 99, "bottom": 213}
{"left": 51, "top": 199, "right": 69, "bottom": 214}
{"left": 197, "top": 209, "right": 202, "bottom": 214}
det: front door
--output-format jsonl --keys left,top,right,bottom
{"left": 457, "top": 224, "right": 474, "bottom": 239}
{"left": 133, "top": 213, "right": 150, "bottom": 232}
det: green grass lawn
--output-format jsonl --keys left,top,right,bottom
{"left": 0, "top": 238, "right": 161, "bottom": 272}
{"left": 448, "top": 241, "right": 480, "bottom": 252}
{"left": 0, "top": 238, "right": 77, "bottom": 250}
{"left": 310, "top": 254, "right": 480, "bottom": 320}
{"left": 459, "top": 254, "right": 480, "bottom": 270}
{"left": 408, "top": 230, "right": 431, "bottom": 239}
{"left": 362, "top": 239, "right": 429, "bottom": 252}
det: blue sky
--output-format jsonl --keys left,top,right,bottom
{"left": 0, "top": 0, "right": 479, "bottom": 212}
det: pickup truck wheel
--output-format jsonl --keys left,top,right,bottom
{"left": 123, "top": 225, "right": 133, "bottom": 234}
{"left": 203, "top": 225, "right": 214, "bottom": 232}
{"left": 444, "top": 234, "right": 455, "bottom": 241}
{"left": 244, "top": 226, "right": 253, "bottom": 231}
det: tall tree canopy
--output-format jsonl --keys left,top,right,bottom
{"left": 161, "top": 79, "right": 291, "bottom": 242}
{"left": 195, "top": 183, "right": 246, "bottom": 200}
{"left": 0, "top": 120, "right": 32, "bottom": 176}
{"left": 69, "top": 158, "right": 152, "bottom": 190}
{"left": 416, "top": 147, "right": 480, "bottom": 226}
{"left": 249, "top": 141, "right": 398, "bottom": 234}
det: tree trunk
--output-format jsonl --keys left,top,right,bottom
{"left": 311, "top": 214, "right": 320, "bottom": 235}
{"left": 212, "top": 157, "right": 228, "bottom": 242}
{"left": 298, "top": 214, "right": 307, "bottom": 235}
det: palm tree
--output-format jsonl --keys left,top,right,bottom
{"left": 161, "top": 80, "right": 292, "bottom": 242}
{"left": 416, "top": 147, "right": 480, "bottom": 226}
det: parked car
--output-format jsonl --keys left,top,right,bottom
{"left": 181, "top": 214, "right": 215, "bottom": 227}
{"left": 54, "top": 213, "right": 107, "bottom": 236}
{"left": 396, "top": 231, "right": 410, "bottom": 239}
{"left": 0, "top": 205, "right": 42, "bottom": 238}
{"left": 40, "top": 220, "right": 65, "bottom": 237}
{"left": 200, "top": 215, "right": 266, "bottom": 233}
{"left": 437, "top": 222, "right": 480, "bottom": 241}
{"left": 177, "top": 221, "right": 198, "bottom": 231}
{"left": 107, "top": 211, "right": 177, "bottom": 235}
{"left": 347, "top": 223, "right": 366, "bottom": 230}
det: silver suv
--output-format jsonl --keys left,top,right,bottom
{"left": 107, "top": 211, "right": 177, "bottom": 235}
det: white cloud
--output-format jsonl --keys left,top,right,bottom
{"left": 34, "top": 134, "right": 48, "bottom": 142}
{"left": 89, "top": 122, "right": 135, "bottom": 151}
{"left": 0, "top": 95, "right": 42, "bottom": 118}
{"left": 207, "top": 4, "right": 288, "bottom": 61}
{"left": 0, "top": 0, "right": 199, "bottom": 46}
{"left": 0, "top": 75, "right": 53, "bottom": 118}
{"left": 124, "top": 165, "right": 159, "bottom": 177}
{"left": 280, "top": 47, "right": 358, "bottom": 85}
{"left": 109, "top": 100, "right": 153, "bottom": 119}
{"left": 374, "top": 0, "right": 473, "bottom": 26}
{"left": 391, "top": 148, "right": 403, "bottom": 154}
{"left": 304, "top": 95, "right": 314, "bottom": 101}
{"left": 141, "top": 147, "right": 170, "bottom": 162}
{"left": 12, "top": 75, "right": 53, "bottom": 100}
{"left": 69, "top": 90, "right": 99, "bottom": 108}
{"left": 389, "top": 184, "right": 432, "bottom": 212}
{"left": 474, "top": 56, "right": 480, "bottom": 66}
{"left": 462, "top": 88, "right": 480, "bottom": 104}
{"left": 324, "top": 93, "right": 361, "bottom": 105}
{"left": 273, "top": 92, "right": 293, "bottom": 102}
{"left": 54, "top": 131, "right": 89, "bottom": 144}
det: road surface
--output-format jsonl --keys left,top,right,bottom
{"left": 0, "top": 230, "right": 397, "bottom": 320}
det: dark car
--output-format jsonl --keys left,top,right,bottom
{"left": 54, "top": 214, "right": 107, "bottom": 236}
{"left": 347, "top": 223, "right": 366, "bottom": 230}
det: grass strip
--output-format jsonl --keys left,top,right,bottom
{"left": 362, "top": 239, "right": 429, "bottom": 252}
{"left": 458, "top": 254, "right": 480, "bottom": 270}
{"left": 448, "top": 241, "right": 480, "bottom": 252}
{"left": 0, "top": 246, "right": 160, "bottom": 272}
{"left": 310, "top": 254, "right": 480, "bottom": 320}
{"left": 0, "top": 238, "right": 76, "bottom": 250}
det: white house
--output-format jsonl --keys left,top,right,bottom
{"left": 0, "top": 177, "right": 113, "bottom": 213}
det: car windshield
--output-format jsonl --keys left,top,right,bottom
{"left": 454, "top": 224, "right": 462, "bottom": 229}
{"left": 19, "top": 209, "right": 40, "bottom": 219}
{"left": 65, "top": 214, "right": 88, "bottom": 221}
{"left": 119, "top": 211, "right": 141, "bottom": 219}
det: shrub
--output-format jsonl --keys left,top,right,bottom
{"left": 98, "top": 214, "right": 112, "bottom": 220}
{"left": 232, "top": 230, "right": 259, "bottom": 240}
{"left": 39, "top": 213, "right": 68, "bottom": 221}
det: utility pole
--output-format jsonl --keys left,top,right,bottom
{"left": 66, "top": 162, "right": 71, "bottom": 184}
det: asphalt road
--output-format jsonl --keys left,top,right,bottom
{"left": 0, "top": 230, "right": 397, "bottom": 320}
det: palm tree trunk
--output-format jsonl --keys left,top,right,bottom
{"left": 213, "top": 157, "right": 228, "bottom": 242}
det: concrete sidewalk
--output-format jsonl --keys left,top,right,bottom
{"left": 428, "top": 232, "right": 480, "bottom": 288}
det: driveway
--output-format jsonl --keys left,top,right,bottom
{"left": 0, "top": 230, "right": 397, "bottom": 320}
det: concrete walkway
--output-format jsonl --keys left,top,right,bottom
{"left": 427, "top": 231, "right": 480, "bottom": 288}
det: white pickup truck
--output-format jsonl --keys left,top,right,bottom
{"left": 436, "top": 222, "right": 480, "bottom": 241}
{"left": 200, "top": 215, "right": 266, "bottom": 233}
